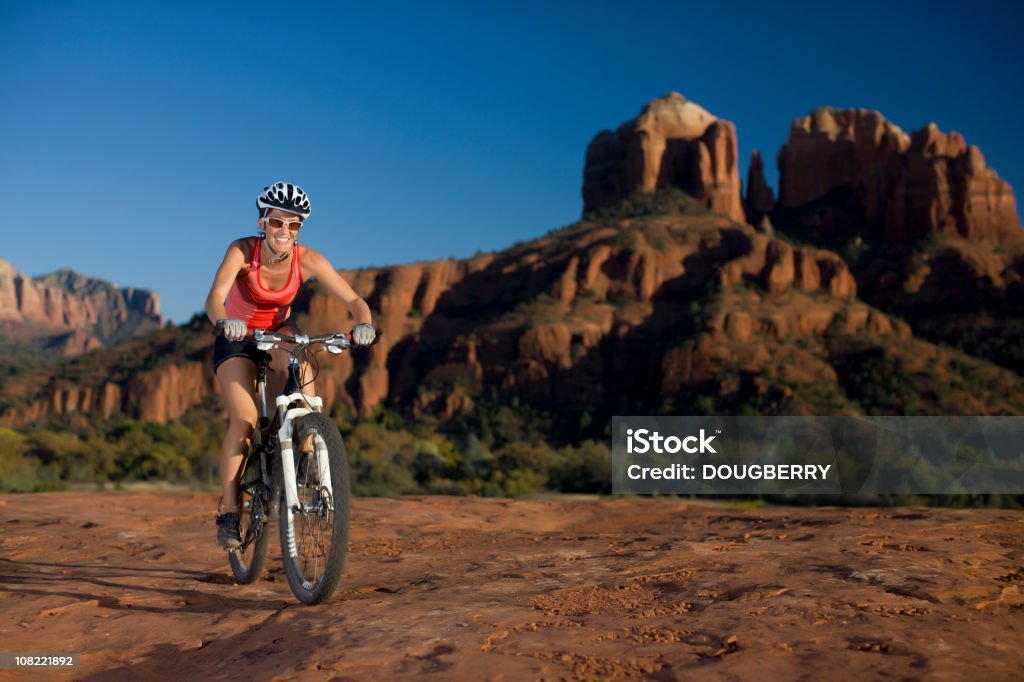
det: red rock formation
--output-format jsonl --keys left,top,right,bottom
{"left": 45, "top": 330, "right": 102, "bottom": 356}
{"left": 3, "top": 364, "right": 215, "bottom": 426}
{"left": 885, "top": 124, "right": 1022, "bottom": 246}
{"left": 123, "top": 363, "right": 214, "bottom": 423}
{"left": 2, "top": 209, "right": 888, "bottom": 426}
{"left": 583, "top": 93, "right": 745, "bottom": 223}
{"left": 0, "top": 259, "right": 162, "bottom": 354}
{"left": 777, "top": 108, "right": 1022, "bottom": 246}
{"left": 14, "top": 101, "right": 1023, "bottom": 426}
{"left": 744, "top": 150, "right": 775, "bottom": 222}
{"left": 279, "top": 215, "right": 869, "bottom": 420}
{"left": 778, "top": 108, "right": 909, "bottom": 221}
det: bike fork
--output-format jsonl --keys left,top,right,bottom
{"left": 277, "top": 420, "right": 300, "bottom": 558}
{"left": 275, "top": 402, "right": 334, "bottom": 559}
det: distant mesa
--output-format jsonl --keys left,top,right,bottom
{"left": 0, "top": 259, "right": 162, "bottom": 355}
{"left": 582, "top": 92, "right": 745, "bottom": 223}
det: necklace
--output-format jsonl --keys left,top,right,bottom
{"left": 261, "top": 235, "right": 292, "bottom": 264}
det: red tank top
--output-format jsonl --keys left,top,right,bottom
{"left": 224, "top": 237, "right": 303, "bottom": 332}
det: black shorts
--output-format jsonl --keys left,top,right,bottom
{"left": 212, "top": 318, "right": 302, "bottom": 374}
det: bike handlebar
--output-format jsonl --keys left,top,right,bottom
{"left": 213, "top": 321, "right": 382, "bottom": 351}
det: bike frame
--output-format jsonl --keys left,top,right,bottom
{"left": 251, "top": 331, "right": 337, "bottom": 550}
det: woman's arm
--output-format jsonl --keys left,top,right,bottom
{"left": 301, "top": 247, "right": 372, "bottom": 326}
{"left": 205, "top": 240, "right": 248, "bottom": 325}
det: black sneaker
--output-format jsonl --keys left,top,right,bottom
{"left": 216, "top": 512, "right": 241, "bottom": 550}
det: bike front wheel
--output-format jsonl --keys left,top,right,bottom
{"left": 279, "top": 412, "right": 351, "bottom": 605}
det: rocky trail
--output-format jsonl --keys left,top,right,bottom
{"left": 1, "top": 493, "right": 1022, "bottom": 680}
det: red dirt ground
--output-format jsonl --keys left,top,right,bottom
{"left": 1, "top": 493, "right": 1022, "bottom": 680}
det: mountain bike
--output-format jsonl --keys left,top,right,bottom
{"left": 220, "top": 325, "right": 376, "bottom": 605}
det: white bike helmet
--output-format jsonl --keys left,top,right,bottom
{"left": 257, "top": 181, "right": 311, "bottom": 219}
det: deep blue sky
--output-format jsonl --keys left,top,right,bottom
{"left": 2, "top": 1, "right": 1022, "bottom": 323}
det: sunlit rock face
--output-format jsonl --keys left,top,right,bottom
{"left": 777, "top": 107, "right": 1022, "bottom": 247}
{"left": 0, "top": 259, "right": 162, "bottom": 354}
{"left": 583, "top": 93, "right": 745, "bottom": 223}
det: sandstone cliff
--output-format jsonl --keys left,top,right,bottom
{"left": 773, "top": 108, "right": 1024, "bottom": 366}
{"left": 8, "top": 190, "right": 1022, "bottom": 428}
{"left": 294, "top": 205, "right": 873, "bottom": 420}
{"left": 777, "top": 108, "right": 1022, "bottom": 247}
{"left": 582, "top": 93, "right": 745, "bottom": 223}
{"left": 0, "top": 324, "right": 215, "bottom": 425}
{"left": 885, "top": 124, "right": 1022, "bottom": 246}
{"left": 0, "top": 259, "right": 162, "bottom": 354}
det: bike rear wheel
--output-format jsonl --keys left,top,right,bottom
{"left": 279, "top": 412, "right": 351, "bottom": 605}
{"left": 228, "top": 448, "right": 272, "bottom": 584}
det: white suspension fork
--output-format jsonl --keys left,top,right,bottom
{"left": 275, "top": 393, "right": 333, "bottom": 519}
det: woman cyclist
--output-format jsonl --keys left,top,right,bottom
{"left": 205, "top": 181, "right": 375, "bottom": 550}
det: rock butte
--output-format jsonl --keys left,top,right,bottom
{"left": 583, "top": 92, "right": 745, "bottom": 223}
{"left": 777, "top": 107, "right": 1022, "bottom": 247}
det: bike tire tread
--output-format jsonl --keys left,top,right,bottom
{"left": 279, "top": 412, "right": 351, "bottom": 605}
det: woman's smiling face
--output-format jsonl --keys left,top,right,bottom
{"left": 260, "top": 208, "right": 303, "bottom": 252}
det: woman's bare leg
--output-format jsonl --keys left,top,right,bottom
{"left": 216, "top": 357, "right": 258, "bottom": 513}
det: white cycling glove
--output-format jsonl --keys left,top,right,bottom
{"left": 352, "top": 323, "right": 376, "bottom": 346}
{"left": 218, "top": 318, "right": 248, "bottom": 342}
